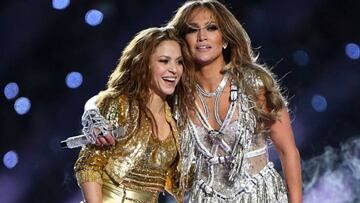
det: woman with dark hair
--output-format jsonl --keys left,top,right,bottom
{"left": 74, "top": 27, "right": 194, "bottom": 203}
{"left": 166, "top": 0, "right": 302, "bottom": 202}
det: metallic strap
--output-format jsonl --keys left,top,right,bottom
{"left": 194, "top": 79, "right": 237, "bottom": 154}
{"left": 245, "top": 146, "right": 267, "bottom": 158}
{"left": 196, "top": 72, "right": 230, "bottom": 97}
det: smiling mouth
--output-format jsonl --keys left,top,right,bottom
{"left": 195, "top": 45, "right": 211, "bottom": 52}
{"left": 162, "top": 76, "right": 177, "bottom": 82}
{"left": 196, "top": 45, "right": 211, "bottom": 50}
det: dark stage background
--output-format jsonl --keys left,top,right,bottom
{"left": 1, "top": 0, "right": 360, "bottom": 202}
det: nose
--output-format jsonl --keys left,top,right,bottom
{"left": 168, "top": 62, "right": 178, "bottom": 73}
{"left": 197, "top": 28, "right": 207, "bottom": 41}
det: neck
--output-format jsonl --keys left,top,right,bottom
{"left": 195, "top": 58, "right": 226, "bottom": 92}
{"left": 147, "top": 93, "right": 166, "bottom": 117}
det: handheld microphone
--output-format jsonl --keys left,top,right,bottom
{"left": 60, "top": 127, "right": 124, "bottom": 149}
{"left": 60, "top": 134, "right": 93, "bottom": 149}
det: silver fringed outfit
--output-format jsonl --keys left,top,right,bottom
{"left": 179, "top": 74, "right": 289, "bottom": 203}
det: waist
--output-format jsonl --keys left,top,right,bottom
{"left": 102, "top": 179, "right": 158, "bottom": 203}
{"left": 193, "top": 162, "right": 280, "bottom": 199}
{"left": 104, "top": 168, "right": 167, "bottom": 193}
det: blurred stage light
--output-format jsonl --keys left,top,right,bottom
{"left": 14, "top": 97, "right": 31, "bottom": 115}
{"left": 4, "top": 82, "right": 19, "bottom": 100}
{"left": 3, "top": 151, "right": 18, "bottom": 169}
{"left": 85, "top": 9, "right": 103, "bottom": 26}
{"left": 65, "top": 71, "right": 83, "bottom": 89}
{"left": 311, "top": 94, "right": 327, "bottom": 112}
{"left": 293, "top": 50, "right": 309, "bottom": 66}
{"left": 345, "top": 43, "right": 360, "bottom": 60}
{"left": 52, "top": 0, "right": 70, "bottom": 10}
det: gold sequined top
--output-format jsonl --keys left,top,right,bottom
{"left": 74, "top": 95, "right": 184, "bottom": 202}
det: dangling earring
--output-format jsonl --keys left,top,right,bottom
{"left": 223, "top": 42, "right": 228, "bottom": 49}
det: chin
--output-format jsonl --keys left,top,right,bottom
{"left": 195, "top": 58, "right": 213, "bottom": 66}
{"left": 161, "top": 89, "right": 176, "bottom": 97}
{"left": 165, "top": 91, "right": 176, "bottom": 96}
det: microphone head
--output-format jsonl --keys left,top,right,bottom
{"left": 60, "top": 140, "right": 68, "bottom": 149}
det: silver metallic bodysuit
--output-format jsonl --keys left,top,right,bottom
{"left": 180, "top": 77, "right": 289, "bottom": 203}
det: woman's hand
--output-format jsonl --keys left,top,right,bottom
{"left": 81, "top": 106, "right": 116, "bottom": 146}
{"left": 93, "top": 127, "right": 116, "bottom": 146}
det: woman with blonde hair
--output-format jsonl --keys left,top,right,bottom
{"left": 166, "top": 0, "right": 302, "bottom": 202}
{"left": 74, "top": 27, "right": 194, "bottom": 203}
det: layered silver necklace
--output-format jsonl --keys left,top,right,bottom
{"left": 195, "top": 72, "right": 230, "bottom": 126}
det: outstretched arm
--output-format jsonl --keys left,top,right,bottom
{"left": 270, "top": 108, "right": 302, "bottom": 203}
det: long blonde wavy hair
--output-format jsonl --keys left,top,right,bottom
{"left": 97, "top": 27, "right": 195, "bottom": 130}
{"left": 167, "top": 0, "right": 287, "bottom": 133}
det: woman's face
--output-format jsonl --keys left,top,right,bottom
{"left": 149, "top": 40, "right": 184, "bottom": 99}
{"left": 184, "top": 8, "right": 225, "bottom": 66}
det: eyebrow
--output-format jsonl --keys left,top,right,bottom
{"left": 158, "top": 55, "right": 171, "bottom": 59}
{"left": 158, "top": 55, "right": 183, "bottom": 60}
{"left": 186, "top": 21, "right": 217, "bottom": 28}
{"left": 176, "top": 56, "right": 183, "bottom": 61}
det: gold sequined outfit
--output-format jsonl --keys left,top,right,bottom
{"left": 74, "top": 95, "right": 184, "bottom": 203}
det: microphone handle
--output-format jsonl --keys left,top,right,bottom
{"left": 61, "top": 127, "right": 125, "bottom": 149}
{"left": 61, "top": 134, "right": 91, "bottom": 149}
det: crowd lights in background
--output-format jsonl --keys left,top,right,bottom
{"left": 52, "top": 0, "right": 70, "bottom": 10}
{"left": 293, "top": 50, "right": 310, "bottom": 66}
{"left": 311, "top": 94, "right": 328, "bottom": 112}
{"left": 3, "top": 82, "right": 32, "bottom": 116}
{"left": 65, "top": 71, "right": 83, "bottom": 89}
{"left": 3, "top": 151, "right": 18, "bottom": 169}
{"left": 345, "top": 43, "right": 360, "bottom": 60}
{"left": 52, "top": 1, "right": 103, "bottom": 27}
{"left": 4, "top": 82, "right": 19, "bottom": 100}
{"left": 293, "top": 42, "right": 360, "bottom": 65}
{"left": 85, "top": 9, "right": 104, "bottom": 26}
{"left": 3, "top": 71, "right": 84, "bottom": 115}
{"left": 14, "top": 97, "right": 31, "bottom": 115}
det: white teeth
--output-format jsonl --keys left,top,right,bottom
{"left": 197, "top": 45, "right": 210, "bottom": 49}
{"left": 162, "top": 77, "right": 176, "bottom": 82}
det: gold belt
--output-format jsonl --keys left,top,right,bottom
{"left": 102, "top": 177, "right": 159, "bottom": 203}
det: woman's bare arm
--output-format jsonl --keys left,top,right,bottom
{"left": 270, "top": 108, "right": 302, "bottom": 203}
{"left": 80, "top": 182, "right": 103, "bottom": 203}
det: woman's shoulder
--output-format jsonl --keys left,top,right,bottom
{"left": 101, "top": 94, "right": 132, "bottom": 108}
{"left": 96, "top": 93, "right": 134, "bottom": 121}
